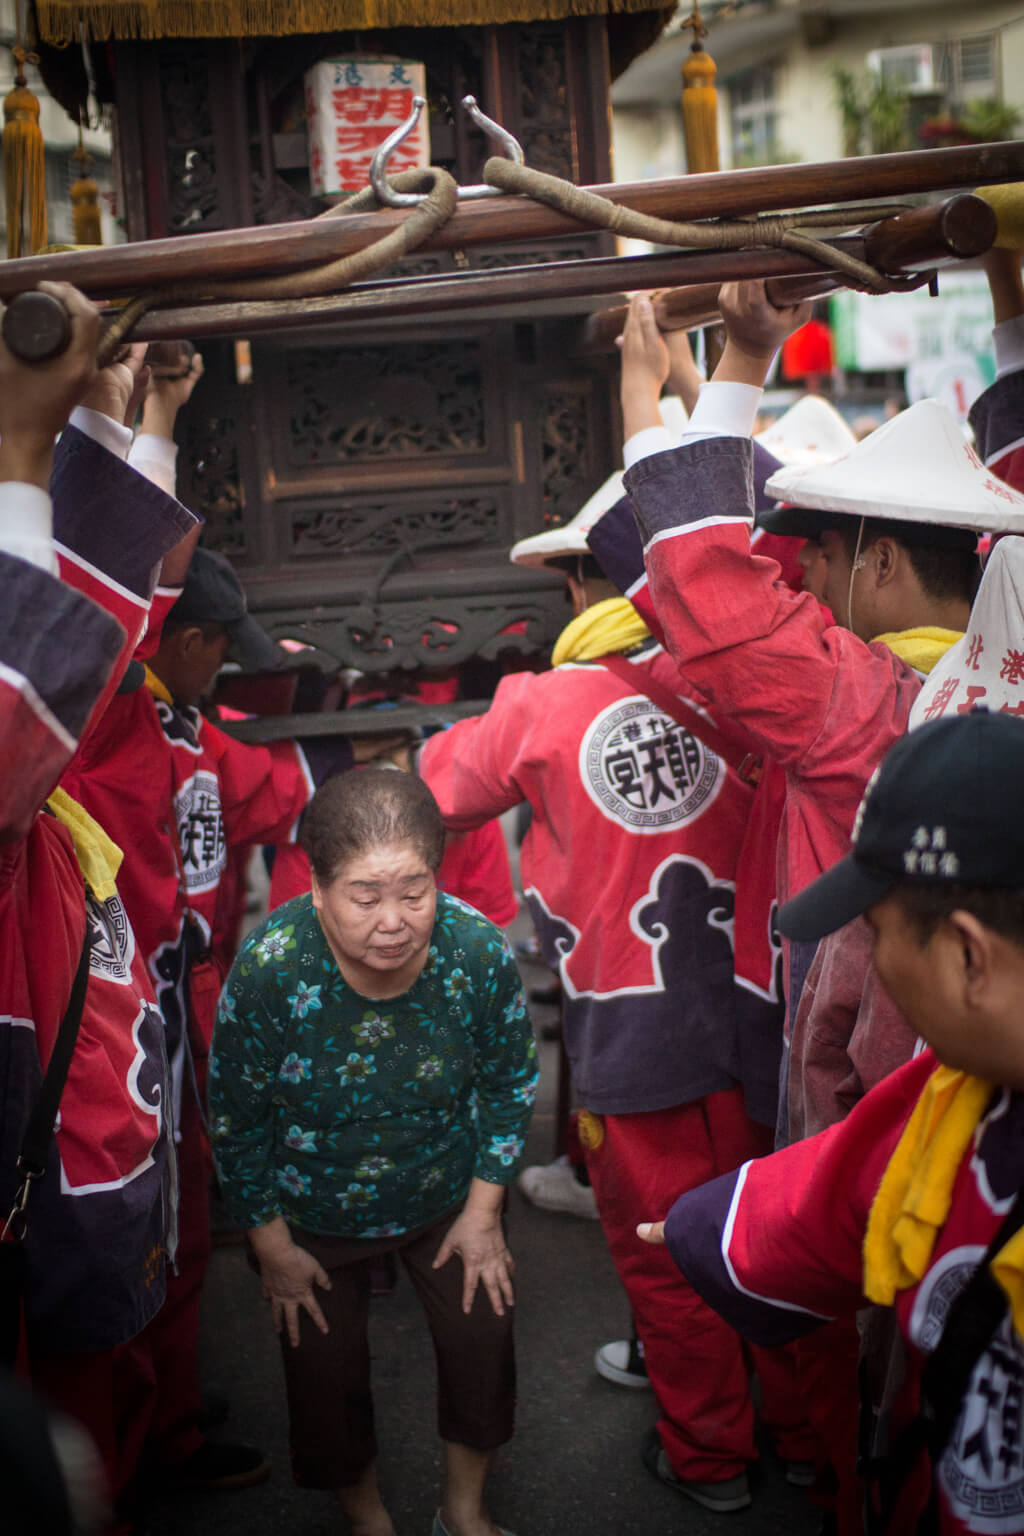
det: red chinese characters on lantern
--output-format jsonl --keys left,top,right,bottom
{"left": 305, "top": 59, "right": 429, "bottom": 196}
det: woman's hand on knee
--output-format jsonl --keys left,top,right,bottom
{"left": 254, "top": 1231, "right": 332, "bottom": 1347}
{"left": 433, "top": 1208, "right": 515, "bottom": 1318}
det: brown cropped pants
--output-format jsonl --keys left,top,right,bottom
{"left": 268, "top": 1209, "right": 516, "bottom": 1489}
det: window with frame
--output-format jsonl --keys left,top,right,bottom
{"left": 727, "top": 67, "right": 778, "bottom": 168}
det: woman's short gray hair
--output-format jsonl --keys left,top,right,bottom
{"left": 302, "top": 767, "right": 446, "bottom": 884}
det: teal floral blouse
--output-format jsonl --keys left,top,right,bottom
{"left": 208, "top": 892, "right": 538, "bottom": 1238}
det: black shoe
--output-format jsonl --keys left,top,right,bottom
{"left": 529, "top": 981, "right": 562, "bottom": 1006}
{"left": 642, "top": 1428, "right": 752, "bottom": 1513}
{"left": 197, "top": 1390, "right": 230, "bottom": 1432}
{"left": 175, "top": 1441, "right": 271, "bottom": 1491}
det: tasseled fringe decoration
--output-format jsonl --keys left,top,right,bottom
{"left": 71, "top": 130, "right": 102, "bottom": 245}
{"left": 36, "top": 0, "right": 659, "bottom": 42}
{"left": 4, "top": 47, "right": 47, "bottom": 258}
{"left": 681, "top": 39, "right": 719, "bottom": 174}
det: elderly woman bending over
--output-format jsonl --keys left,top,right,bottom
{"left": 209, "top": 769, "right": 537, "bottom": 1536}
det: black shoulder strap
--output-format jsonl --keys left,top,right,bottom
{"left": 869, "top": 1178, "right": 1024, "bottom": 1534}
{"left": 18, "top": 920, "right": 91, "bottom": 1182}
{"left": 920, "top": 1181, "right": 1024, "bottom": 1460}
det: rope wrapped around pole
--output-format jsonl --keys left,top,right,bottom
{"left": 96, "top": 166, "right": 459, "bottom": 365}
{"left": 481, "top": 157, "right": 910, "bottom": 292}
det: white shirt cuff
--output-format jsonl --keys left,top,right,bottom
{"left": 69, "top": 405, "right": 133, "bottom": 461}
{"left": 623, "top": 425, "right": 674, "bottom": 470}
{"left": 685, "top": 380, "right": 764, "bottom": 441}
{"left": 129, "top": 432, "right": 179, "bottom": 497}
{"left": 994, "top": 315, "right": 1024, "bottom": 381}
{"left": 0, "top": 482, "right": 57, "bottom": 574}
{"left": 623, "top": 381, "right": 764, "bottom": 467}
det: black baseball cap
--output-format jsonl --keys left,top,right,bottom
{"left": 778, "top": 711, "right": 1024, "bottom": 943}
{"left": 170, "top": 548, "right": 283, "bottom": 673}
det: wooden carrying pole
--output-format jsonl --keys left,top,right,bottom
{"left": 114, "top": 194, "right": 997, "bottom": 343}
{"left": 0, "top": 142, "right": 1022, "bottom": 302}
{"left": 579, "top": 193, "right": 997, "bottom": 351}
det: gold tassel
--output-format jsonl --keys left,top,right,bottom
{"left": 71, "top": 130, "right": 102, "bottom": 245}
{"left": 681, "top": 39, "right": 719, "bottom": 174}
{"left": 4, "top": 46, "right": 48, "bottom": 258}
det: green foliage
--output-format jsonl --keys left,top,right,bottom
{"left": 960, "top": 97, "right": 1023, "bottom": 142}
{"left": 831, "top": 65, "right": 911, "bottom": 155}
{"left": 832, "top": 66, "right": 866, "bottom": 157}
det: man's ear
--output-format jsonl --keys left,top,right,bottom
{"left": 948, "top": 909, "right": 996, "bottom": 1004}
{"left": 177, "top": 624, "right": 208, "bottom": 658}
{"left": 872, "top": 537, "right": 900, "bottom": 588}
{"left": 309, "top": 869, "right": 322, "bottom": 913}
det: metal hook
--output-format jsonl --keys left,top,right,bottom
{"left": 369, "top": 95, "right": 430, "bottom": 208}
{"left": 368, "top": 93, "right": 526, "bottom": 208}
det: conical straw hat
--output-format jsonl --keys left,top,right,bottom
{"left": 765, "top": 399, "right": 1024, "bottom": 534}
{"left": 755, "top": 394, "right": 856, "bottom": 467}
{"left": 511, "top": 396, "right": 688, "bottom": 567}
{"left": 510, "top": 471, "right": 627, "bottom": 567}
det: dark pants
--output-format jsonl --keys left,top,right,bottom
{"left": 269, "top": 1210, "right": 516, "bottom": 1489}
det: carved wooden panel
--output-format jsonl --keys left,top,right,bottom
{"left": 159, "top": 49, "right": 222, "bottom": 233}
{"left": 514, "top": 24, "right": 576, "bottom": 182}
{"left": 112, "top": 23, "right": 619, "bottom": 670}
{"left": 264, "top": 330, "right": 503, "bottom": 479}
{"left": 541, "top": 383, "right": 594, "bottom": 530}
{"left": 174, "top": 347, "right": 251, "bottom": 560}
{"left": 289, "top": 493, "right": 506, "bottom": 561}
{"left": 254, "top": 587, "right": 566, "bottom": 674}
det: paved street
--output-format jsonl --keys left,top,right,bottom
{"left": 146, "top": 939, "right": 821, "bottom": 1536}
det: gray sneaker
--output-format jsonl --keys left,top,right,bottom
{"left": 642, "top": 1429, "right": 752, "bottom": 1513}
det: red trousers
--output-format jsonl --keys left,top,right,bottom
{"left": 123, "top": 1085, "right": 208, "bottom": 1470}
{"left": 583, "top": 1089, "right": 817, "bottom": 1483}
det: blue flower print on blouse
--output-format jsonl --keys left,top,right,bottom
{"left": 279, "top": 1053, "right": 312, "bottom": 1084}
{"left": 337, "top": 1182, "right": 377, "bottom": 1209}
{"left": 219, "top": 991, "right": 238, "bottom": 1024}
{"left": 336, "top": 1052, "right": 376, "bottom": 1086}
{"left": 242, "top": 1062, "right": 273, "bottom": 1091}
{"left": 288, "top": 981, "right": 322, "bottom": 1020}
{"left": 444, "top": 968, "right": 471, "bottom": 1000}
{"left": 284, "top": 1126, "right": 317, "bottom": 1153}
{"left": 488, "top": 1133, "right": 524, "bottom": 1167}
{"left": 355, "top": 1154, "right": 393, "bottom": 1180}
{"left": 278, "top": 1164, "right": 312, "bottom": 1198}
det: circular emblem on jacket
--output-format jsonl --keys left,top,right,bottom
{"left": 578, "top": 696, "right": 723, "bottom": 833}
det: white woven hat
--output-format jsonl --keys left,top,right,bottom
{"left": 765, "top": 399, "right": 1024, "bottom": 535}
{"left": 510, "top": 396, "right": 687, "bottom": 568}
{"left": 509, "top": 470, "right": 626, "bottom": 568}
{"left": 755, "top": 395, "right": 856, "bottom": 467}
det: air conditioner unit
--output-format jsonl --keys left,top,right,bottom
{"left": 866, "top": 45, "right": 935, "bottom": 93}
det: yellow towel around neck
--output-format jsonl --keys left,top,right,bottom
{"left": 551, "top": 597, "right": 651, "bottom": 668}
{"left": 863, "top": 1063, "right": 1024, "bottom": 1339}
{"left": 144, "top": 664, "right": 174, "bottom": 705}
{"left": 46, "top": 787, "right": 123, "bottom": 903}
{"left": 873, "top": 626, "right": 963, "bottom": 677}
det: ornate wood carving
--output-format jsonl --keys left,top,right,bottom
{"left": 255, "top": 589, "right": 565, "bottom": 673}
{"left": 541, "top": 384, "right": 592, "bottom": 529}
{"left": 514, "top": 24, "right": 576, "bottom": 183}
{"left": 159, "top": 48, "right": 223, "bottom": 233}
{"left": 113, "top": 21, "right": 619, "bottom": 667}
{"left": 290, "top": 494, "right": 504, "bottom": 559}
{"left": 280, "top": 339, "right": 488, "bottom": 467}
